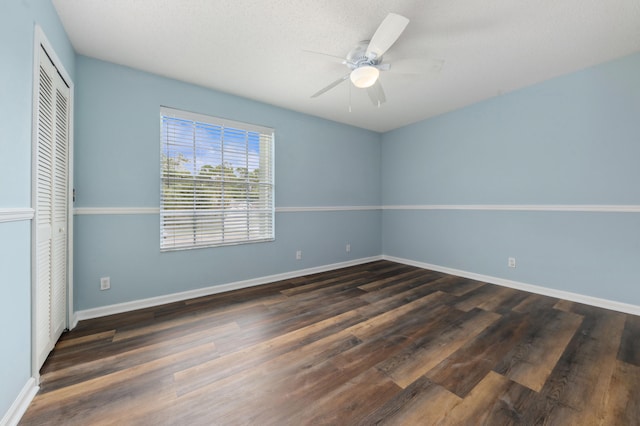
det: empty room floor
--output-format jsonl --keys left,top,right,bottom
{"left": 20, "top": 261, "right": 640, "bottom": 425}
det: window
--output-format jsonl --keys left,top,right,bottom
{"left": 160, "top": 107, "right": 274, "bottom": 251}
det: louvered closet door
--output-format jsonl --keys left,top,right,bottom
{"left": 35, "top": 45, "right": 70, "bottom": 369}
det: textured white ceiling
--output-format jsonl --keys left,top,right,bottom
{"left": 53, "top": 0, "right": 640, "bottom": 132}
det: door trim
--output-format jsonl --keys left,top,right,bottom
{"left": 31, "top": 25, "right": 74, "bottom": 381}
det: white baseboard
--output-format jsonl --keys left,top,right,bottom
{"left": 383, "top": 255, "right": 640, "bottom": 316}
{"left": 1, "top": 378, "right": 38, "bottom": 426}
{"left": 73, "top": 253, "right": 639, "bottom": 326}
{"left": 70, "top": 313, "right": 79, "bottom": 330}
{"left": 74, "top": 256, "right": 383, "bottom": 322}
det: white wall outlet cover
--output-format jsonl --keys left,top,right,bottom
{"left": 100, "top": 277, "right": 110, "bottom": 290}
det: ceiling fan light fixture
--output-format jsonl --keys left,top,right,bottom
{"left": 350, "top": 65, "right": 379, "bottom": 88}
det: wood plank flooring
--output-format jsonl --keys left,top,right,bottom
{"left": 19, "top": 261, "right": 640, "bottom": 425}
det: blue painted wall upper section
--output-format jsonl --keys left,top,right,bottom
{"left": 0, "top": 0, "right": 74, "bottom": 420}
{"left": 1, "top": 0, "right": 75, "bottom": 207}
{"left": 74, "top": 56, "right": 381, "bottom": 209}
{"left": 382, "top": 53, "right": 640, "bottom": 205}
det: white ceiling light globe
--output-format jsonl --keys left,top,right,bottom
{"left": 350, "top": 66, "right": 380, "bottom": 88}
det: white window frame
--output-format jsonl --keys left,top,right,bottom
{"left": 160, "top": 107, "right": 274, "bottom": 251}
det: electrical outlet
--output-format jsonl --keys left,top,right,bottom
{"left": 508, "top": 257, "right": 516, "bottom": 268}
{"left": 100, "top": 276, "right": 110, "bottom": 290}
{"left": 296, "top": 250, "right": 302, "bottom": 260}
{"left": 346, "top": 243, "right": 351, "bottom": 253}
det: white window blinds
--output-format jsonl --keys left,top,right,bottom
{"left": 160, "top": 107, "right": 274, "bottom": 251}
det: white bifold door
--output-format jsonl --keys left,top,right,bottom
{"left": 34, "top": 45, "right": 70, "bottom": 370}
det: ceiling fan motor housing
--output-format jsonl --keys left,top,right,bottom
{"left": 346, "top": 40, "right": 382, "bottom": 70}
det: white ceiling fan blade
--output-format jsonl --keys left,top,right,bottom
{"left": 311, "top": 73, "right": 350, "bottom": 98}
{"left": 302, "top": 49, "right": 347, "bottom": 64}
{"left": 373, "top": 63, "right": 391, "bottom": 71}
{"left": 365, "top": 13, "right": 410, "bottom": 60}
{"left": 390, "top": 58, "right": 445, "bottom": 75}
{"left": 367, "top": 80, "right": 386, "bottom": 107}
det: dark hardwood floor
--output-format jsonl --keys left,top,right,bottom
{"left": 20, "top": 261, "right": 640, "bottom": 425}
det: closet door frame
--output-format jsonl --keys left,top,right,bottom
{"left": 30, "top": 25, "right": 74, "bottom": 380}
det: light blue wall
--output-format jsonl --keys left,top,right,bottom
{"left": 74, "top": 56, "right": 381, "bottom": 311}
{"left": 0, "top": 0, "right": 74, "bottom": 420}
{"left": 0, "top": 222, "right": 31, "bottom": 420}
{"left": 382, "top": 52, "right": 640, "bottom": 305}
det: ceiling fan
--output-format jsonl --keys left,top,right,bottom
{"left": 310, "top": 13, "right": 410, "bottom": 107}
